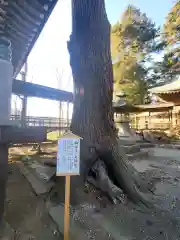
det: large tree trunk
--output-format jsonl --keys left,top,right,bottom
{"left": 66, "top": 0, "right": 152, "bottom": 207}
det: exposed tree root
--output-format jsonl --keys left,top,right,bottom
{"left": 85, "top": 139, "right": 154, "bottom": 210}
{"left": 31, "top": 144, "right": 43, "bottom": 154}
{"left": 54, "top": 139, "right": 154, "bottom": 211}
{"left": 87, "top": 159, "right": 126, "bottom": 204}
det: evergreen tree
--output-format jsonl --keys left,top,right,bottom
{"left": 111, "top": 5, "right": 159, "bottom": 104}
{"left": 152, "top": 1, "right": 180, "bottom": 83}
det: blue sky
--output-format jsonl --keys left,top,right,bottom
{"left": 14, "top": 0, "right": 174, "bottom": 117}
{"left": 105, "top": 0, "right": 173, "bottom": 26}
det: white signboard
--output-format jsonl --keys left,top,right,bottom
{"left": 56, "top": 132, "right": 81, "bottom": 176}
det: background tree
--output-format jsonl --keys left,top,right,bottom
{"left": 60, "top": 0, "right": 152, "bottom": 207}
{"left": 163, "top": 0, "right": 180, "bottom": 77}
{"left": 164, "top": 0, "right": 180, "bottom": 46}
{"left": 151, "top": 1, "right": 180, "bottom": 83}
{"left": 111, "top": 5, "right": 159, "bottom": 104}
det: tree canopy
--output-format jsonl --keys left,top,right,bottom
{"left": 111, "top": 5, "right": 158, "bottom": 104}
{"left": 164, "top": 1, "right": 180, "bottom": 45}
{"left": 111, "top": 1, "right": 180, "bottom": 103}
{"left": 161, "top": 0, "right": 180, "bottom": 79}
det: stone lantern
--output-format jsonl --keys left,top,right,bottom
{"left": 113, "top": 91, "right": 139, "bottom": 138}
{"left": 113, "top": 91, "right": 128, "bottom": 122}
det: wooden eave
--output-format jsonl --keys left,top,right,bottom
{"left": 0, "top": 0, "right": 57, "bottom": 76}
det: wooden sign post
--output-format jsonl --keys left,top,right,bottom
{"left": 56, "top": 131, "right": 81, "bottom": 240}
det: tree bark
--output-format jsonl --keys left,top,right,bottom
{"left": 69, "top": 0, "right": 115, "bottom": 163}
{"left": 66, "top": 0, "right": 152, "bottom": 207}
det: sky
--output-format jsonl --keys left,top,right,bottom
{"left": 13, "top": 0, "right": 174, "bottom": 117}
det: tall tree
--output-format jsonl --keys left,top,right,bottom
{"left": 164, "top": 0, "right": 180, "bottom": 45}
{"left": 152, "top": 1, "right": 180, "bottom": 82}
{"left": 163, "top": 0, "right": 180, "bottom": 77}
{"left": 62, "top": 0, "right": 151, "bottom": 207}
{"left": 111, "top": 5, "right": 159, "bottom": 104}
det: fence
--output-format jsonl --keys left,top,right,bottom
{"left": 10, "top": 115, "right": 71, "bottom": 129}
{"left": 11, "top": 115, "right": 173, "bottom": 131}
{"left": 131, "top": 122, "right": 171, "bottom": 130}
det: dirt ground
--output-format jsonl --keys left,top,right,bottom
{"left": 3, "top": 146, "right": 180, "bottom": 240}
{"left": 65, "top": 147, "right": 180, "bottom": 240}
{"left": 99, "top": 150, "right": 180, "bottom": 240}
{"left": 3, "top": 163, "right": 62, "bottom": 240}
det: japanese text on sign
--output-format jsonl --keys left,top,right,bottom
{"left": 56, "top": 137, "right": 80, "bottom": 176}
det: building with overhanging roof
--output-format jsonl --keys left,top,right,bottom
{"left": 149, "top": 78, "right": 180, "bottom": 104}
{"left": 0, "top": 1, "right": 74, "bottom": 104}
{"left": 131, "top": 79, "right": 180, "bottom": 130}
{"left": 0, "top": 0, "right": 57, "bottom": 76}
{"left": 0, "top": 1, "right": 74, "bottom": 103}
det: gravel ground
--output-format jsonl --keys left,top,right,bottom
{"left": 99, "top": 151, "right": 180, "bottom": 240}
{"left": 71, "top": 148, "right": 180, "bottom": 240}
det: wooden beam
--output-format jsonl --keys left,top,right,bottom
{"left": 12, "top": 79, "right": 73, "bottom": 102}
{"left": 0, "top": 126, "right": 47, "bottom": 144}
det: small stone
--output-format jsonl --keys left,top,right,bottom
{"left": 146, "top": 220, "right": 153, "bottom": 226}
{"left": 174, "top": 177, "right": 179, "bottom": 182}
{"left": 53, "top": 230, "right": 58, "bottom": 235}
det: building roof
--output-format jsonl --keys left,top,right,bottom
{"left": 0, "top": 0, "right": 57, "bottom": 76}
{"left": 113, "top": 103, "right": 141, "bottom": 113}
{"left": 113, "top": 101, "right": 174, "bottom": 113}
{"left": 136, "top": 103, "right": 174, "bottom": 112}
{"left": 149, "top": 79, "right": 180, "bottom": 94}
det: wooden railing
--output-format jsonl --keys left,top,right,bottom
{"left": 10, "top": 115, "right": 71, "bottom": 129}
{"left": 131, "top": 122, "right": 171, "bottom": 130}
{"left": 148, "top": 122, "right": 171, "bottom": 130}
{"left": 11, "top": 115, "right": 173, "bottom": 131}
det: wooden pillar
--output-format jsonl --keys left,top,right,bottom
{"left": 134, "top": 114, "right": 136, "bottom": 130}
{"left": 148, "top": 111, "right": 151, "bottom": 129}
{"left": 145, "top": 115, "right": 148, "bottom": 130}
{"left": 0, "top": 45, "right": 13, "bottom": 225}
{"left": 170, "top": 109, "right": 173, "bottom": 128}
{"left": 176, "top": 111, "right": 179, "bottom": 126}
{"left": 172, "top": 110, "right": 177, "bottom": 127}
{"left": 175, "top": 112, "right": 178, "bottom": 126}
{"left": 67, "top": 102, "right": 69, "bottom": 128}
{"left": 59, "top": 101, "right": 62, "bottom": 136}
{"left": 135, "top": 115, "right": 138, "bottom": 130}
{"left": 168, "top": 109, "right": 172, "bottom": 129}
{"left": 21, "top": 62, "right": 28, "bottom": 127}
